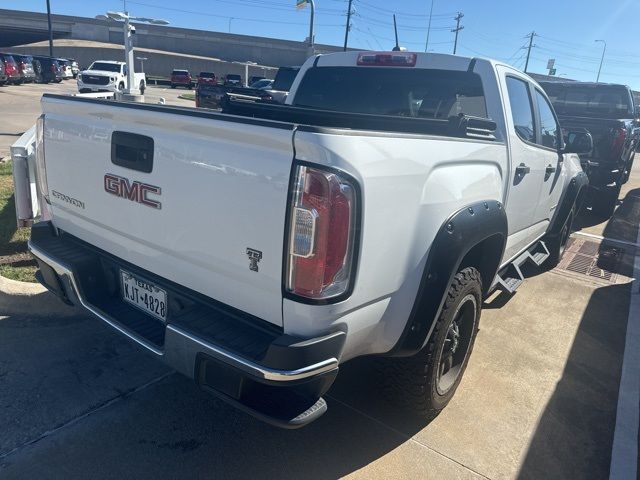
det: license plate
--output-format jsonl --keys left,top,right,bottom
{"left": 120, "top": 270, "right": 167, "bottom": 322}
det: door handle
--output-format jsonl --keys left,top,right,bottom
{"left": 546, "top": 164, "right": 556, "bottom": 174}
{"left": 515, "top": 163, "right": 530, "bottom": 175}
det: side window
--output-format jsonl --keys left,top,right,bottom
{"left": 123, "top": 65, "right": 127, "bottom": 75}
{"left": 534, "top": 89, "right": 559, "bottom": 149}
{"left": 506, "top": 77, "right": 535, "bottom": 143}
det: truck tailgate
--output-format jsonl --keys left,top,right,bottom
{"left": 41, "top": 96, "right": 294, "bottom": 326}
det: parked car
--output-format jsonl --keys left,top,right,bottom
{"left": 197, "top": 71, "right": 217, "bottom": 85}
{"left": 249, "top": 78, "right": 274, "bottom": 90}
{"left": 57, "top": 59, "right": 73, "bottom": 79}
{"left": 32, "top": 56, "right": 63, "bottom": 84}
{"left": 264, "top": 66, "right": 300, "bottom": 103}
{"left": 0, "top": 53, "right": 21, "bottom": 84}
{"left": 248, "top": 75, "right": 266, "bottom": 85}
{"left": 16, "top": 51, "right": 590, "bottom": 429}
{"left": 195, "top": 83, "right": 273, "bottom": 109}
{"left": 77, "top": 60, "right": 146, "bottom": 94}
{"left": 224, "top": 73, "right": 242, "bottom": 86}
{"left": 10, "top": 54, "right": 36, "bottom": 83}
{"left": 0, "top": 60, "right": 6, "bottom": 86}
{"left": 539, "top": 81, "right": 639, "bottom": 217}
{"left": 170, "top": 69, "right": 192, "bottom": 89}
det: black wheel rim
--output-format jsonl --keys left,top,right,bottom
{"left": 436, "top": 294, "right": 477, "bottom": 395}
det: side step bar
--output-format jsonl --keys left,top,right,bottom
{"left": 493, "top": 240, "right": 550, "bottom": 294}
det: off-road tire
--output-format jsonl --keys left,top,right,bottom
{"left": 544, "top": 206, "right": 575, "bottom": 269}
{"left": 380, "top": 267, "right": 482, "bottom": 419}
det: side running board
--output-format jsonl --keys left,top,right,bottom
{"left": 493, "top": 241, "right": 550, "bottom": 294}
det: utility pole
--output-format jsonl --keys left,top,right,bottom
{"left": 46, "top": 0, "right": 53, "bottom": 57}
{"left": 451, "top": 12, "right": 464, "bottom": 55}
{"left": 595, "top": 39, "right": 606, "bottom": 82}
{"left": 343, "top": 0, "right": 353, "bottom": 51}
{"left": 524, "top": 31, "right": 537, "bottom": 73}
{"left": 424, "top": 0, "right": 434, "bottom": 52}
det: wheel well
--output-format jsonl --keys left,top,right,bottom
{"left": 457, "top": 234, "right": 505, "bottom": 295}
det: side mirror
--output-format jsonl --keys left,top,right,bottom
{"left": 562, "top": 131, "right": 593, "bottom": 155}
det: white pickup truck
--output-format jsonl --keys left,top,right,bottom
{"left": 13, "top": 51, "right": 591, "bottom": 428}
{"left": 77, "top": 60, "right": 146, "bottom": 94}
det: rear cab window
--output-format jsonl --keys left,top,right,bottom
{"left": 291, "top": 67, "right": 487, "bottom": 119}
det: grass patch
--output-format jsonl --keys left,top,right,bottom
{"left": 179, "top": 93, "right": 196, "bottom": 101}
{"left": 0, "top": 264, "right": 38, "bottom": 282}
{"left": 0, "top": 161, "right": 37, "bottom": 282}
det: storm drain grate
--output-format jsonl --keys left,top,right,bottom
{"left": 557, "top": 238, "right": 626, "bottom": 284}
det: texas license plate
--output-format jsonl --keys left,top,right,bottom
{"left": 120, "top": 270, "right": 167, "bottom": 322}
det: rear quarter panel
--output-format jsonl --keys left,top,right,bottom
{"left": 287, "top": 129, "right": 507, "bottom": 360}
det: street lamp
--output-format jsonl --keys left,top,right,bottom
{"left": 136, "top": 56, "right": 148, "bottom": 73}
{"left": 96, "top": 11, "right": 168, "bottom": 97}
{"left": 228, "top": 17, "right": 234, "bottom": 33}
{"left": 595, "top": 39, "right": 606, "bottom": 83}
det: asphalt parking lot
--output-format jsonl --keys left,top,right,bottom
{"left": 0, "top": 81, "right": 639, "bottom": 479}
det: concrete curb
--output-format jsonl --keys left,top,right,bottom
{"left": 0, "top": 275, "right": 79, "bottom": 317}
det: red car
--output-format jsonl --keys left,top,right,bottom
{"left": 0, "top": 53, "right": 20, "bottom": 84}
{"left": 170, "top": 69, "right": 192, "bottom": 89}
{"left": 197, "top": 71, "right": 217, "bottom": 85}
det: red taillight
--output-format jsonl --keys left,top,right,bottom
{"left": 286, "top": 165, "right": 358, "bottom": 300}
{"left": 612, "top": 128, "right": 627, "bottom": 157}
{"left": 357, "top": 52, "right": 417, "bottom": 67}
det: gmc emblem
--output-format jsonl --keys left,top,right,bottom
{"left": 104, "top": 173, "right": 161, "bottom": 209}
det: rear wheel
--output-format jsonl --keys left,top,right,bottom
{"left": 170, "top": 83, "right": 176, "bottom": 89}
{"left": 545, "top": 206, "right": 575, "bottom": 269}
{"left": 118, "top": 82, "right": 125, "bottom": 91}
{"left": 380, "top": 267, "right": 482, "bottom": 418}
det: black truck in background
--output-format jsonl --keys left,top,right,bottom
{"left": 539, "top": 81, "right": 639, "bottom": 217}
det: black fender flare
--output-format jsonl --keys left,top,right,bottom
{"left": 387, "top": 199, "right": 507, "bottom": 357}
{"left": 547, "top": 170, "right": 589, "bottom": 237}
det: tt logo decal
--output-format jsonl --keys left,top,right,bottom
{"left": 246, "top": 248, "right": 262, "bottom": 272}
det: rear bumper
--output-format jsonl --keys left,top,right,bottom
{"left": 29, "top": 222, "right": 344, "bottom": 428}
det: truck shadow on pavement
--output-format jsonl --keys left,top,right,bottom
{"left": 516, "top": 281, "right": 633, "bottom": 480}
{"left": 518, "top": 187, "right": 639, "bottom": 479}
{"left": 0, "top": 306, "right": 431, "bottom": 479}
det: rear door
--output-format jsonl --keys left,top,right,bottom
{"left": 497, "top": 68, "right": 548, "bottom": 261}
{"left": 530, "top": 87, "right": 564, "bottom": 227}
{"left": 42, "top": 96, "right": 295, "bottom": 326}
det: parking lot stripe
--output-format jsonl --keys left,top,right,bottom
{"left": 609, "top": 226, "right": 640, "bottom": 480}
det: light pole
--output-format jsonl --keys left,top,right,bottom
{"left": 228, "top": 17, "right": 234, "bottom": 33}
{"left": 136, "top": 56, "right": 147, "bottom": 73}
{"left": 307, "top": 0, "right": 315, "bottom": 57}
{"left": 424, "top": 0, "right": 434, "bottom": 52}
{"left": 595, "top": 39, "right": 606, "bottom": 83}
{"left": 96, "top": 11, "right": 168, "bottom": 98}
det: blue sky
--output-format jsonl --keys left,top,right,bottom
{"left": 4, "top": 0, "right": 640, "bottom": 89}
